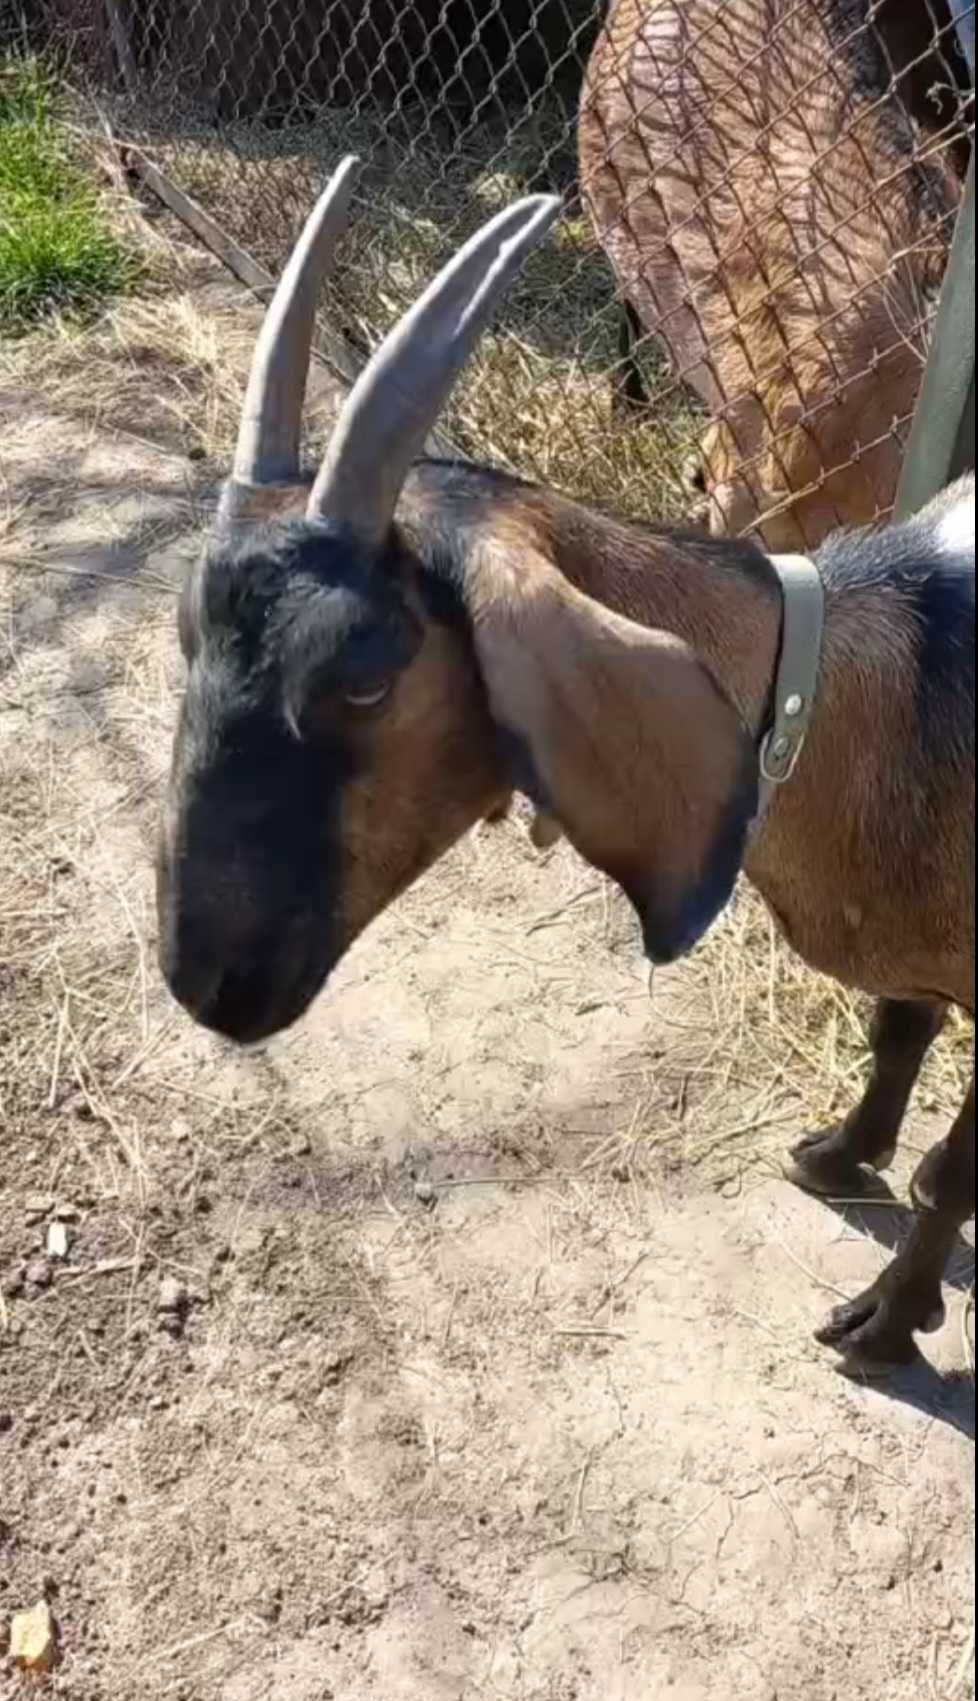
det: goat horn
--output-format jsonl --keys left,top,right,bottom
{"left": 306, "top": 194, "right": 562, "bottom": 545}
{"left": 232, "top": 154, "right": 361, "bottom": 487}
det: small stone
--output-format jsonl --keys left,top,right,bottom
{"left": 24, "top": 1194, "right": 54, "bottom": 1225}
{"left": 413, "top": 1180, "right": 436, "bottom": 1207}
{"left": 25, "top": 1260, "right": 52, "bottom": 1293}
{"left": 9, "top": 1599, "right": 58, "bottom": 1672}
{"left": 157, "top": 1278, "right": 187, "bottom": 1316}
{"left": 322, "top": 1350, "right": 353, "bottom": 1386}
{"left": 257, "top": 1584, "right": 283, "bottom": 1623}
{"left": 529, "top": 810, "right": 562, "bottom": 850}
{"left": 46, "top": 1223, "right": 70, "bottom": 1262}
{"left": 53, "top": 1202, "right": 80, "bottom": 1223}
{"left": 0, "top": 1412, "right": 12, "bottom": 1434}
{"left": 288, "top": 1134, "right": 312, "bottom": 1158}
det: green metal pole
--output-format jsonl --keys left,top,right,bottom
{"left": 951, "top": 368, "right": 974, "bottom": 478}
{"left": 894, "top": 150, "right": 975, "bottom": 519}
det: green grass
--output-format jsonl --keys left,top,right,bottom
{"left": 0, "top": 54, "right": 133, "bottom": 332}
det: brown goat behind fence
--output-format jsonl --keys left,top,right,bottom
{"left": 579, "top": 0, "right": 973, "bottom": 550}
{"left": 27, "top": 0, "right": 977, "bottom": 542}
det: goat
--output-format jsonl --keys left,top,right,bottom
{"left": 157, "top": 163, "right": 974, "bottom": 1378}
{"left": 578, "top": 0, "right": 969, "bottom": 550}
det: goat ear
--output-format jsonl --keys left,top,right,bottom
{"left": 469, "top": 554, "right": 758, "bottom": 962}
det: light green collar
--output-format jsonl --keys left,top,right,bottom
{"left": 755, "top": 553, "right": 825, "bottom": 821}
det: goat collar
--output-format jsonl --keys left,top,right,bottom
{"left": 754, "top": 552, "right": 825, "bottom": 823}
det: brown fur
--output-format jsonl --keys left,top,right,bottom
{"left": 466, "top": 540, "right": 760, "bottom": 951}
{"left": 333, "top": 606, "right": 507, "bottom": 957}
{"left": 399, "top": 465, "right": 973, "bottom": 1008}
{"left": 578, "top": 0, "right": 966, "bottom": 549}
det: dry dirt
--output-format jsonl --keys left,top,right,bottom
{"left": 0, "top": 241, "right": 974, "bottom": 1701}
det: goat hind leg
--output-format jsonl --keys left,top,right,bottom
{"left": 815, "top": 1075, "right": 974, "bottom": 1375}
{"left": 788, "top": 998, "right": 946, "bottom": 1196}
{"left": 613, "top": 302, "right": 649, "bottom": 417}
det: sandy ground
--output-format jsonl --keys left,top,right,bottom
{"left": 0, "top": 251, "right": 973, "bottom": 1701}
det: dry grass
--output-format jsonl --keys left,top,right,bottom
{"left": 519, "top": 862, "right": 971, "bottom": 1193}
{"left": 73, "top": 88, "right": 704, "bottom": 520}
{"left": 684, "top": 885, "right": 972, "bottom": 1174}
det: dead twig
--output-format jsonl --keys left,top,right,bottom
{"left": 9, "top": 557, "right": 177, "bottom": 595}
{"left": 553, "top": 1326, "right": 631, "bottom": 1341}
{"left": 773, "top": 1235, "right": 852, "bottom": 1303}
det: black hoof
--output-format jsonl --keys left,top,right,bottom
{"left": 814, "top": 1286, "right": 934, "bottom": 1378}
{"left": 786, "top": 1127, "right": 893, "bottom": 1197}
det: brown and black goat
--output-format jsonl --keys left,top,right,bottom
{"left": 578, "top": 0, "right": 970, "bottom": 551}
{"left": 157, "top": 164, "right": 975, "bottom": 1378}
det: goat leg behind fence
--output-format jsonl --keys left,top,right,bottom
{"left": 614, "top": 300, "right": 649, "bottom": 417}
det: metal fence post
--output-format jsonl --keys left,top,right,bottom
{"left": 895, "top": 150, "right": 975, "bottom": 519}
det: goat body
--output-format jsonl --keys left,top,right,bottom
{"left": 397, "top": 462, "right": 975, "bottom": 1007}
{"left": 578, "top": 0, "right": 969, "bottom": 549}
{"left": 158, "top": 174, "right": 974, "bottom": 1379}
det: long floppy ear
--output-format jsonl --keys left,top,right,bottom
{"left": 468, "top": 550, "right": 759, "bottom": 963}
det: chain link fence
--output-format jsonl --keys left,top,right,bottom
{"left": 24, "top": 0, "right": 978, "bottom": 547}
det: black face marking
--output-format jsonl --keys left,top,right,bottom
{"left": 158, "top": 519, "right": 422, "bottom": 1043}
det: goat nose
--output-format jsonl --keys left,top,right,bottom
{"left": 195, "top": 971, "right": 285, "bottom": 1045}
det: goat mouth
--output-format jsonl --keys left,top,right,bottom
{"left": 182, "top": 953, "right": 336, "bottom": 1046}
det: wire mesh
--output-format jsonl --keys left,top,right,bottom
{"left": 31, "top": 0, "right": 977, "bottom": 548}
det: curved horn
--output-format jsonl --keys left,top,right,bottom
{"left": 307, "top": 194, "right": 563, "bottom": 547}
{"left": 232, "top": 154, "right": 362, "bottom": 487}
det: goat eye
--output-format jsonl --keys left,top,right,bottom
{"left": 344, "top": 681, "right": 393, "bottom": 711}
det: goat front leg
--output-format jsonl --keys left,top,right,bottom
{"left": 788, "top": 998, "right": 947, "bottom": 1195}
{"left": 815, "top": 1076, "right": 974, "bottom": 1375}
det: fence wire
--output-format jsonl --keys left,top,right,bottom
{"left": 31, "top": 0, "right": 977, "bottom": 549}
